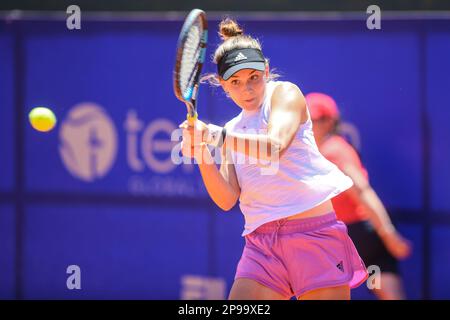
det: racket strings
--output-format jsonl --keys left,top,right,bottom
{"left": 179, "top": 20, "right": 203, "bottom": 99}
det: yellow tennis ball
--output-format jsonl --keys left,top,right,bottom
{"left": 29, "top": 107, "right": 57, "bottom": 132}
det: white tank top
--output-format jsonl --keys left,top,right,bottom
{"left": 225, "top": 81, "right": 353, "bottom": 236}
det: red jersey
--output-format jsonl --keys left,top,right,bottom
{"left": 319, "top": 135, "right": 369, "bottom": 224}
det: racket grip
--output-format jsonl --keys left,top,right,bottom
{"left": 187, "top": 112, "right": 198, "bottom": 126}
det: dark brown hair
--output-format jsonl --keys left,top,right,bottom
{"left": 201, "top": 18, "right": 280, "bottom": 86}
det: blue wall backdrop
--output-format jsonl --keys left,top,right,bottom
{"left": 0, "top": 15, "right": 449, "bottom": 299}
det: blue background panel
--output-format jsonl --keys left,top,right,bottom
{"left": 0, "top": 204, "right": 15, "bottom": 299}
{"left": 428, "top": 32, "right": 450, "bottom": 212}
{"left": 397, "top": 224, "right": 423, "bottom": 300}
{"left": 23, "top": 203, "right": 209, "bottom": 299}
{"left": 431, "top": 226, "right": 450, "bottom": 299}
{"left": 23, "top": 23, "right": 206, "bottom": 196}
{"left": 0, "top": 17, "right": 448, "bottom": 300}
{"left": 21, "top": 20, "right": 423, "bottom": 211}
{"left": 0, "top": 31, "right": 15, "bottom": 192}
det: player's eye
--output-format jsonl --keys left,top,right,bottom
{"left": 231, "top": 79, "right": 240, "bottom": 86}
{"left": 250, "top": 74, "right": 259, "bottom": 81}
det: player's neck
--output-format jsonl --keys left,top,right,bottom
{"left": 241, "top": 105, "right": 261, "bottom": 116}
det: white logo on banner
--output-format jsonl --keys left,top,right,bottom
{"left": 66, "top": 265, "right": 81, "bottom": 290}
{"left": 366, "top": 5, "right": 381, "bottom": 30}
{"left": 180, "top": 275, "right": 227, "bottom": 300}
{"left": 59, "top": 103, "right": 118, "bottom": 182}
{"left": 367, "top": 265, "right": 381, "bottom": 290}
{"left": 66, "top": 5, "right": 81, "bottom": 30}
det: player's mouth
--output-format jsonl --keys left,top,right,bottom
{"left": 244, "top": 97, "right": 256, "bottom": 103}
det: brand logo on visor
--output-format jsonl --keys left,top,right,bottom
{"left": 234, "top": 52, "right": 248, "bottom": 62}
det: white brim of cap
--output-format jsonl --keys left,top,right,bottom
{"left": 222, "top": 62, "right": 266, "bottom": 80}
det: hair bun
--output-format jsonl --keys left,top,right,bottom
{"left": 219, "top": 18, "right": 244, "bottom": 41}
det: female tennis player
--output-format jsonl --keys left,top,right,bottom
{"left": 306, "top": 92, "right": 412, "bottom": 299}
{"left": 180, "top": 18, "right": 368, "bottom": 300}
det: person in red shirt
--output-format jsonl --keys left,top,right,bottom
{"left": 306, "top": 92, "right": 412, "bottom": 300}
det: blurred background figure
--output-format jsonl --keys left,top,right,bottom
{"left": 306, "top": 92, "right": 412, "bottom": 300}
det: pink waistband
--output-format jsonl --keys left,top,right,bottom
{"left": 253, "top": 212, "right": 337, "bottom": 235}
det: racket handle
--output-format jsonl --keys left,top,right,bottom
{"left": 187, "top": 112, "right": 198, "bottom": 127}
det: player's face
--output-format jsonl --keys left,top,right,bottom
{"left": 220, "top": 68, "right": 268, "bottom": 111}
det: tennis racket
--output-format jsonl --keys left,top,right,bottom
{"left": 173, "top": 9, "right": 208, "bottom": 127}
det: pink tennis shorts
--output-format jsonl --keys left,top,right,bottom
{"left": 235, "top": 212, "right": 368, "bottom": 298}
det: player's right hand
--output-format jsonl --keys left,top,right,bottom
{"left": 179, "top": 120, "right": 205, "bottom": 159}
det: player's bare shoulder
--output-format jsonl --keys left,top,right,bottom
{"left": 271, "top": 81, "right": 307, "bottom": 116}
{"left": 273, "top": 81, "right": 302, "bottom": 96}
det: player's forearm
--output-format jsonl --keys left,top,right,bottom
{"left": 224, "top": 131, "right": 282, "bottom": 162}
{"left": 195, "top": 146, "right": 239, "bottom": 211}
{"left": 359, "top": 187, "right": 396, "bottom": 236}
